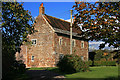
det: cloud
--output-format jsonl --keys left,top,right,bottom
{"left": 65, "top": 19, "right": 74, "bottom": 23}
{"left": 34, "top": 16, "right": 37, "bottom": 19}
{"left": 89, "top": 41, "right": 104, "bottom": 45}
{"left": 89, "top": 41, "right": 109, "bottom": 51}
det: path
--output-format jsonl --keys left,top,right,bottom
{"left": 26, "top": 70, "right": 65, "bottom": 80}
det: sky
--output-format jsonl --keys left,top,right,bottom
{"left": 23, "top": 2, "right": 74, "bottom": 20}
{"left": 22, "top": 2, "right": 117, "bottom": 51}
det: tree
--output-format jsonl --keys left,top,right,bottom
{"left": 73, "top": 2, "right": 120, "bottom": 49}
{"left": 2, "top": 2, "right": 35, "bottom": 78}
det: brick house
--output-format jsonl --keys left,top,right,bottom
{"left": 16, "top": 3, "right": 89, "bottom": 68}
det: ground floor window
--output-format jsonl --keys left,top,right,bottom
{"left": 59, "top": 54, "right": 64, "bottom": 60}
{"left": 31, "top": 56, "right": 34, "bottom": 61}
{"left": 81, "top": 56, "right": 84, "bottom": 61}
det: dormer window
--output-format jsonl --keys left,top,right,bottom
{"left": 31, "top": 39, "right": 37, "bottom": 45}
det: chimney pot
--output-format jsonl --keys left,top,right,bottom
{"left": 39, "top": 3, "right": 45, "bottom": 15}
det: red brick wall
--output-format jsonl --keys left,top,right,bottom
{"left": 16, "top": 14, "right": 88, "bottom": 68}
{"left": 17, "top": 15, "right": 56, "bottom": 68}
{"left": 54, "top": 33, "right": 88, "bottom": 61}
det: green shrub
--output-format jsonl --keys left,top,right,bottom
{"left": 86, "top": 60, "right": 92, "bottom": 66}
{"left": 10, "top": 60, "right": 26, "bottom": 74}
{"left": 57, "top": 54, "right": 89, "bottom": 73}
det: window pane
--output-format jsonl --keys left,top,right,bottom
{"left": 32, "top": 56, "right": 34, "bottom": 60}
{"left": 72, "top": 40, "right": 74, "bottom": 47}
{"left": 72, "top": 39, "right": 75, "bottom": 47}
{"left": 59, "top": 38, "right": 62, "bottom": 45}
{"left": 32, "top": 39, "right": 37, "bottom": 45}
{"left": 81, "top": 41, "right": 84, "bottom": 48}
{"left": 81, "top": 56, "right": 84, "bottom": 60}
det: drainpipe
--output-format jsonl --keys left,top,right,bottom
{"left": 26, "top": 46, "right": 27, "bottom": 67}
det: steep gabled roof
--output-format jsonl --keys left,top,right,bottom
{"left": 43, "top": 14, "right": 82, "bottom": 36}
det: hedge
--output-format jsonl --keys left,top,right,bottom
{"left": 87, "top": 60, "right": 116, "bottom": 66}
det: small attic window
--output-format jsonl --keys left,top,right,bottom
{"left": 31, "top": 39, "right": 37, "bottom": 45}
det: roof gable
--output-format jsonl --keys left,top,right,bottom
{"left": 43, "top": 14, "right": 82, "bottom": 35}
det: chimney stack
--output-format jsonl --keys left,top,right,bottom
{"left": 39, "top": 3, "right": 45, "bottom": 15}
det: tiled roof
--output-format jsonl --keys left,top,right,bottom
{"left": 43, "top": 14, "right": 82, "bottom": 35}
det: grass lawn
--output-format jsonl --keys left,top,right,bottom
{"left": 65, "top": 66, "right": 118, "bottom": 80}
{"left": 29, "top": 66, "right": 118, "bottom": 80}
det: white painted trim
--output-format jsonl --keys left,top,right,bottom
{"left": 42, "top": 15, "right": 55, "bottom": 32}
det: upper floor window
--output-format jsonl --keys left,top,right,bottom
{"left": 81, "top": 41, "right": 84, "bottom": 48}
{"left": 59, "top": 37, "right": 63, "bottom": 45}
{"left": 72, "top": 39, "right": 76, "bottom": 47}
{"left": 31, "top": 39, "right": 37, "bottom": 45}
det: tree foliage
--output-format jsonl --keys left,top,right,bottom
{"left": 2, "top": 2, "right": 35, "bottom": 78}
{"left": 73, "top": 2, "right": 120, "bottom": 49}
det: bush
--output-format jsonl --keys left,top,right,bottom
{"left": 86, "top": 60, "right": 92, "bottom": 66}
{"left": 3, "top": 60, "right": 26, "bottom": 80}
{"left": 10, "top": 60, "right": 26, "bottom": 74}
{"left": 57, "top": 54, "right": 89, "bottom": 73}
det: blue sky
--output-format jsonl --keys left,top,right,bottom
{"left": 22, "top": 2, "right": 116, "bottom": 51}
{"left": 23, "top": 2, "right": 74, "bottom": 20}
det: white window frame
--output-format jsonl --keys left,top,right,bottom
{"left": 81, "top": 41, "right": 84, "bottom": 48}
{"left": 59, "top": 37, "right": 63, "bottom": 45}
{"left": 72, "top": 39, "right": 76, "bottom": 47}
{"left": 59, "top": 54, "right": 64, "bottom": 60}
{"left": 31, "top": 56, "right": 34, "bottom": 62}
{"left": 31, "top": 39, "right": 37, "bottom": 45}
{"left": 81, "top": 56, "right": 84, "bottom": 61}
{"left": 64, "top": 42, "right": 67, "bottom": 46}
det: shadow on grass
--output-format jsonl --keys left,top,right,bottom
{"left": 41, "top": 67, "right": 119, "bottom": 80}
{"left": 23, "top": 67, "right": 119, "bottom": 80}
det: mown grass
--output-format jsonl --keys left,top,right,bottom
{"left": 65, "top": 66, "right": 118, "bottom": 80}
{"left": 29, "top": 66, "right": 118, "bottom": 80}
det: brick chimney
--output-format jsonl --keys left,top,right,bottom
{"left": 39, "top": 3, "right": 45, "bottom": 15}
